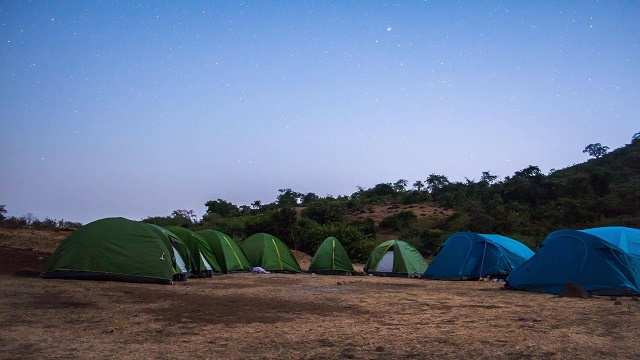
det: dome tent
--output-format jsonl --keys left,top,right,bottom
{"left": 241, "top": 233, "right": 301, "bottom": 273}
{"left": 42, "top": 217, "right": 177, "bottom": 284}
{"left": 364, "top": 240, "right": 427, "bottom": 277}
{"left": 424, "top": 232, "right": 534, "bottom": 280}
{"left": 145, "top": 224, "right": 193, "bottom": 280}
{"left": 197, "top": 229, "right": 251, "bottom": 273}
{"left": 507, "top": 227, "right": 640, "bottom": 295}
{"left": 309, "top": 237, "right": 355, "bottom": 275}
{"left": 164, "top": 226, "right": 222, "bottom": 276}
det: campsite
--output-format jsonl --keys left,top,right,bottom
{"left": 2, "top": 227, "right": 640, "bottom": 359}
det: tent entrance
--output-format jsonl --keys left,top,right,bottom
{"left": 376, "top": 251, "right": 395, "bottom": 272}
{"left": 200, "top": 254, "right": 216, "bottom": 277}
{"left": 172, "top": 246, "right": 191, "bottom": 281}
{"left": 173, "top": 246, "right": 188, "bottom": 273}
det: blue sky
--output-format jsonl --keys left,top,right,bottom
{"left": 1, "top": 1, "right": 639, "bottom": 224}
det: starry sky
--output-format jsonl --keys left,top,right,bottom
{"left": 1, "top": 1, "right": 639, "bottom": 224}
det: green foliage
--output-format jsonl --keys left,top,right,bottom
{"left": 3, "top": 216, "right": 28, "bottom": 229}
{"left": 0, "top": 204, "right": 6, "bottom": 222}
{"left": 426, "top": 174, "right": 450, "bottom": 197}
{"left": 205, "top": 199, "right": 239, "bottom": 218}
{"left": 1, "top": 214, "right": 81, "bottom": 230}
{"left": 277, "top": 188, "right": 302, "bottom": 207}
{"left": 400, "top": 190, "right": 432, "bottom": 205}
{"left": 480, "top": 171, "right": 499, "bottom": 184}
{"left": 379, "top": 211, "right": 418, "bottom": 231}
{"left": 171, "top": 209, "right": 197, "bottom": 223}
{"left": 300, "top": 192, "right": 319, "bottom": 205}
{"left": 399, "top": 223, "right": 448, "bottom": 256}
{"left": 393, "top": 179, "right": 409, "bottom": 192}
{"left": 589, "top": 168, "right": 612, "bottom": 196}
{"left": 300, "top": 198, "right": 347, "bottom": 225}
{"left": 143, "top": 209, "right": 197, "bottom": 228}
{"left": 31, "top": 217, "right": 58, "bottom": 230}
{"left": 583, "top": 143, "right": 610, "bottom": 159}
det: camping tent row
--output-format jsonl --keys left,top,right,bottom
{"left": 42, "top": 218, "right": 640, "bottom": 295}
{"left": 426, "top": 227, "right": 640, "bottom": 296}
{"left": 42, "top": 218, "right": 303, "bottom": 284}
{"left": 40, "top": 217, "right": 528, "bottom": 283}
{"left": 41, "top": 217, "right": 432, "bottom": 283}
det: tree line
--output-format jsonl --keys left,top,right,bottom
{"left": 3, "top": 132, "right": 639, "bottom": 262}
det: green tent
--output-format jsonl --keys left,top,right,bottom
{"left": 364, "top": 240, "right": 427, "bottom": 277}
{"left": 164, "top": 226, "right": 222, "bottom": 276}
{"left": 309, "top": 237, "right": 355, "bottom": 275}
{"left": 197, "top": 230, "right": 251, "bottom": 273}
{"left": 241, "top": 233, "right": 302, "bottom": 273}
{"left": 42, "top": 217, "right": 176, "bottom": 284}
{"left": 145, "top": 224, "right": 193, "bottom": 279}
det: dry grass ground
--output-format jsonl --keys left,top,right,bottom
{"left": 1, "top": 229, "right": 639, "bottom": 359}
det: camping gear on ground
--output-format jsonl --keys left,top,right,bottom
{"left": 423, "top": 232, "right": 534, "bottom": 280}
{"left": 42, "top": 217, "right": 177, "bottom": 284}
{"left": 164, "top": 226, "right": 221, "bottom": 276}
{"left": 251, "top": 267, "right": 270, "bottom": 274}
{"left": 364, "top": 240, "right": 427, "bottom": 277}
{"left": 241, "top": 233, "right": 302, "bottom": 273}
{"left": 197, "top": 229, "right": 251, "bottom": 273}
{"left": 506, "top": 226, "right": 640, "bottom": 295}
{"left": 308, "top": 236, "right": 355, "bottom": 275}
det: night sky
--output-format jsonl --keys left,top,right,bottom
{"left": 1, "top": 1, "right": 639, "bottom": 224}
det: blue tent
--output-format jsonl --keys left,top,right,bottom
{"left": 423, "top": 232, "right": 534, "bottom": 280}
{"left": 506, "top": 227, "right": 640, "bottom": 295}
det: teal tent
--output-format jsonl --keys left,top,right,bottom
{"left": 507, "top": 227, "right": 640, "bottom": 295}
{"left": 42, "top": 217, "right": 176, "bottom": 284}
{"left": 164, "top": 226, "right": 222, "bottom": 276}
{"left": 241, "top": 233, "right": 302, "bottom": 273}
{"left": 424, "top": 232, "right": 534, "bottom": 280}
{"left": 197, "top": 230, "right": 251, "bottom": 273}
{"left": 364, "top": 240, "right": 427, "bottom": 277}
{"left": 309, "top": 237, "right": 355, "bottom": 274}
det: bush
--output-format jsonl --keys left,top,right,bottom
{"left": 3, "top": 217, "right": 27, "bottom": 229}
{"left": 379, "top": 211, "right": 418, "bottom": 231}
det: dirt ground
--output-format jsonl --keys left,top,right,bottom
{"left": 1, "top": 229, "right": 640, "bottom": 359}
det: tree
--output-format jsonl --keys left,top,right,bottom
{"left": 301, "top": 192, "right": 319, "bottom": 205}
{"left": 171, "top": 209, "right": 196, "bottom": 223}
{"left": 277, "top": 188, "right": 302, "bottom": 207}
{"left": 371, "top": 183, "right": 395, "bottom": 197}
{"left": 204, "top": 199, "right": 238, "bottom": 218}
{"left": 480, "top": 171, "right": 498, "bottom": 185}
{"left": 0, "top": 205, "right": 6, "bottom": 222}
{"left": 301, "top": 198, "right": 347, "bottom": 225}
{"left": 583, "top": 143, "right": 610, "bottom": 159}
{"left": 413, "top": 180, "right": 425, "bottom": 192}
{"left": 513, "top": 165, "right": 543, "bottom": 179}
{"left": 251, "top": 200, "right": 262, "bottom": 210}
{"left": 393, "top": 179, "right": 408, "bottom": 193}
{"left": 633, "top": 132, "right": 640, "bottom": 143}
{"left": 426, "top": 174, "right": 450, "bottom": 193}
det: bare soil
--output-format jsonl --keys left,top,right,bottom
{"left": 1, "top": 229, "right": 639, "bottom": 359}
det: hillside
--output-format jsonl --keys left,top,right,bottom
{"left": 3, "top": 137, "right": 638, "bottom": 262}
